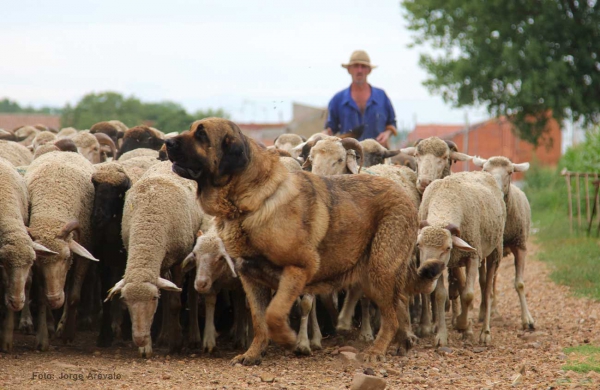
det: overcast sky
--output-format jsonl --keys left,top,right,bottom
{"left": 1, "top": 0, "right": 489, "bottom": 129}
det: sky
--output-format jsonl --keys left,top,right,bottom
{"left": 1, "top": 0, "right": 490, "bottom": 129}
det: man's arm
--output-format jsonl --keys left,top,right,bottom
{"left": 376, "top": 93, "right": 398, "bottom": 146}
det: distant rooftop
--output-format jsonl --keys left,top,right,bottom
{"left": 0, "top": 113, "right": 61, "bottom": 131}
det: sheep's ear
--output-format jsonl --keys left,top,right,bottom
{"left": 472, "top": 156, "right": 487, "bottom": 167}
{"left": 383, "top": 149, "right": 401, "bottom": 159}
{"left": 400, "top": 147, "right": 416, "bottom": 156}
{"left": 346, "top": 151, "right": 360, "bottom": 174}
{"left": 301, "top": 156, "right": 312, "bottom": 171}
{"left": 156, "top": 277, "right": 181, "bottom": 292}
{"left": 69, "top": 240, "right": 99, "bottom": 261}
{"left": 223, "top": 253, "right": 238, "bottom": 278}
{"left": 182, "top": 253, "right": 196, "bottom": 273}
{"left": 32, "top": 241, "right": 58, "bottom": 256}
{"left": 105, "top": 279, "right": 125, "bottom": 302}
{"left": 449, "top": 151, "right": 472, "bottom": 162}
{"left": 451, "top": 236, "right": 476, "bottom": 252}
{"left": 513, "top": 162, "right": 530, "bottom": 172}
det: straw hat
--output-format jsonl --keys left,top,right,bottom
{"left": 342, "top": 50, "right": 377, "bottom": 69}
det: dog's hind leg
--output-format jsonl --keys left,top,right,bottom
{"left": 230, "top": 274, "right": 271, "bottom": 366}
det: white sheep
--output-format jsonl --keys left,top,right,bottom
{"left": 117, "top": 148, "right": 160, "bottom": 162}
{"left": 472, "top": 156, "right": 534, "bottom": 329}
{"left": 105, "top": 161, "right": 204, "bottom": 357}
{"left": 418, "top": 171, "right": 506, "bottom": 346}
{"left": 0, "top": 158, "right": 56, "bottom": 352}
{"left": 24, "top": 151, "right": 98, "bottom": 350}
{"left": 31, "top": 131, "right": 57, "bottom": 153}
{"left": 57, "top": 127, "right": 78, "bottom": 139}
{"left": 72, "top": 131, "right": 117, "bottom": 164}
{"left": 0, "top": 140, "right": 34, "bottom": 166}
{"left": 14, "top": 126, "right": 39, "bottom": 147}
{"left": 274, "top": 133, "right": 305, "bottom": 158}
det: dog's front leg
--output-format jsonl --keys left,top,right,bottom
{"left": 265, "top": 265, "right": 311, "bottom": 349}
{"left": 230, "top": 274, "right": 271, "bottom": 366}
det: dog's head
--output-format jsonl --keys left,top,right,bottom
{"left": 166, "top": 118, "right": 251, "bottom": 188}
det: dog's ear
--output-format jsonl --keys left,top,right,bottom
{"left": 218, "top": 127, "right": 250, "bottom": 178}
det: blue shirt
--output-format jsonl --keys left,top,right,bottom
{"left": 326, "top": 85, "right": 396, "bottom": 141}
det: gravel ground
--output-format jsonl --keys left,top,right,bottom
{"left": 1, "top": 240, "right": 600, "bottom": 390}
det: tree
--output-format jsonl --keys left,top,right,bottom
{"left": 0, "top": 98, "right": 62, "bottom": 115}
{"left": 402, "top": 0, "right": 600, "bottom": 144}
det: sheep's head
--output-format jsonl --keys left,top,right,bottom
{"left": 274, "top": 134, "right": 305, "bottom": 158}
{"left": 417, "top": 222, "right": 476, "bottom": 285}
{"left": 31, "top": 131, "right": 57, "bottom": 153}
{"left": 30, "top": 221, "right": 98, "bottom": 309}
{"left": 291, "top": 133, "right": 327, "bottom": 165}
{"left": 72, "top": 132, "right": 112, "bottom": 164}
{"left": 359, "top": 139, "right": 400, "bottom": 167}
{"left": 306, "top": 137, "right": 364, "bottom": 175}
{"left": 401, "top": 137, "right": 472, "bottom": 194}
{"left": 117, "top": 126, "right": 165, "bottom": 159}
{"left": 91, "top": 163, "right": 132, "bottom": 229}
{"left": 0, "top": 236, "right": 55, "bottom": 311}
{"left": 105, "top": 277, "right": 180, "bottom": 358}
{"left": 182, "top": 231, "right": 237, "bottom": 294}
{"left": 472, "top": 156, "right": 530, "bottom": 196}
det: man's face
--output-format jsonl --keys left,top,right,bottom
{"left": 347, "top": 63, "right": 371, "bottom": 84}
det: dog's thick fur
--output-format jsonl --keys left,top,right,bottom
{"left": 166, "top": 118, "right": 443, "bottom": 365}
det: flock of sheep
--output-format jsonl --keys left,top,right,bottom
{"left": 0, "top": 120, "right": 534, "bottom": 364}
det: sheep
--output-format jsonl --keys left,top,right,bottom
{"left": 57, "top": 127, "right": 78, "bottom": 139}
{"left": 24, "top": 151, "right": 99, "bottom": 350}
{"left": 417, "top": 171, "right": 506, "bottom": 346}
{"left": 90, "top": 121, "right": 126, "bottom": 157}
{"left": 118, "top": 147, "right": 160, "bottom": 162}
{"left": 105, "top": 161, "right": 204, "bottom": 357}
{"left": 359, "top": 139, "right": 401, "bottom": 167}
{"left": 116, "top": 126, "right": 165, "bottom": 159}
{"left": 0, "top": 128, "right": 16, "bottom": 141}
{"left": 401, "top": 137, "right": 473, "bottom": 193}
{"left": 472, "top": 156, "right": 534, "bottom": 330}
{"left": 14, "top": 126, "right": 39, "bottom": 147}
{"left": 279, "top": 156, "right": 302, "bottom": 172}
{"left": 0, "top": 140, "right": 33, "bottom": 166}
{"left": 291, "top": 133, "right": 328, "bottom": 164}
{"left": 72, "top": 131, "right": 117, "bottom": 164}
{"left": 31, "top": 131, "right": 57, "bottom": 153}
{"left": 274, "top": 133, "right": 305, "bottom": 158}
{"left": 0, "top": 158, "right": 56, "bottom": 352}
{"left": 390, "top": 153, "right": 417, "bottom": 171}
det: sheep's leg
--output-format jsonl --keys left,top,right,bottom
{"left": 433, "top": 275, "right": 448, "bottom": 347}
{"left": 202, "top": 292, "right": 217, "bottom": 354}
{"left": 59, "top": 257, "right": 91, "bottom": 343}
{"left": 230, "top": 274, "right": 271, "bottom": 366}
{"left": 156, "top": 291, "right": 170, "bottom": 347}
{"left": 337, "top": 286, "right": 362, "bottom": 332}
{"left": 18, "top": 272, "right": 34, "bottom": 334}
{"left": 265, "top": 265, "right": 310, "bottom": 349}
{"left": 417, "top": 293, "right": 432, "bottom": 337}
{"left": 97, "top": 263, "right": 114, "bottom": 347}
{"left": 33, "top": 269, "right": 49, "bottom": 351}
{"left": 512, "top": 246, "right": 535, "bottom": 330}
{"left": 449, "top": 268, "right": 465, "bottom": 327}
{"left": 480, "top": 253, "right": 499, "bottom": 345}
{"left": 294, "top": 294, "right": 313, "bottom": 355}
{"left": 478, "top": 262, "right": 487, "bottom": 323}
{"left": 456, "top": 259, "right": 478, "bottom": 340}
{"left": 359, "top": 296, "right": 374, "bottom": 341}
{"left": 187, "top": 281, "right": 201, "bottom": 350}
{"left": 1, "top": 308, "right": 14, "bottom": 352}
{"left": 232, "top": 289, "right": 251, "bottom": 350}
{"left": 319, "top": 293, "right": 338, "bottom": 328}
{"left": 309, "top": 296, "right": 323, "bottom": 350}
{"left": 167, "top": 265, "right": 183, "bottom": 354}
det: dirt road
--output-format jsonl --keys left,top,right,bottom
{"left": 1, "top": 241, "right": 599, "bottom": 389}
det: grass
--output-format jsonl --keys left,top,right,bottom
{"left": 524, "top": 165, "right": 600, "bottom": 301}
{"left": 563, "top": 345, "right": 600, "bottom": 373}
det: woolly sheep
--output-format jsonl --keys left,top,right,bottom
{"left": 24, "top": 151, "right": 99, "bottom": 350}
{"left": 90, "top": 121, "right": 126, "bottom": 152}
{"left": 105, "top": 161, "right": 204, "bottom": 357}
{"left": 72, "top": 132, "right": 117, "bottom": 164}
{"left": 274, "top": 133, "right": 305, "bottom": 158}
{"left": 116, "top": 126, "right": 165, "bottom": 159}
{"left": 57, "top": 127, "right": 78, "bottom": 139}
{"left": 117, "top": 147, "right": 160, "bottom": 162}
{"left": 0, "top": 158, "right": 55, "bottom": 352}
{"left": 401, "top": 137, "right": 472, "bottom": 193}
{"left": 417, "top": 171, "right": 506, "bottom": 346}
{"left": 0, "top": 140, "right": 33, "bottom": 166}
{"left": 31, "top": 131, "right": 57, "bottom": 153}
{"left": 472, "top": 156, "right": 534, "bottom": 329}
{"left": 14, "top": 126, "right": 39, "bottom": 146}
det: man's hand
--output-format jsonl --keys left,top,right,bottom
{"left": 322, "top": 128, "right": 333, "bottom": 136}
{"left": 376, "top": 129, "right": 393, "bottom": 146}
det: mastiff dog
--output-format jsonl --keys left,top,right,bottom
{"left": 166, "top": 118, "right": 443, "bottom": 365}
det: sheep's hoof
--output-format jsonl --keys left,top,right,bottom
{"left": 310, "top": 340, "right": 322, "bottom": 350}
{"left": 434, "top": 332, "right": 448, "bottom": 347}
{"left": 294, "top": 343, "right": 312, "bottom": 356}
{"left": 416, "top": 324, "right": 432, "bottom": 338}
{"left": 230, "top": 353, "right": 262, "bottom": 366}
{"left": 460, "top": 329, "right": 474, "bottom": 341}
{"left": 358, "top": 332, "right": 374, "bottom": 342}
{"left": 35, "top": 336, "right": 49, "bottom": 352}
{"left": 479, "top": 331, "right": 491, "bottom": 345}
{"left": 1, "top": 337, "right": 13, "bottom": 353}
{"left": 139, "top": 346, "right": 152, "bottom": 358}
{"left": 18, "top": 319, "right": 34, "bottom": 335}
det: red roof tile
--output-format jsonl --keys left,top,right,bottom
{"left": 407, "top": 124, "right": 465, "bottom": 144}
{"left": 0, "top": 114, "right": 61, "bottom": 131}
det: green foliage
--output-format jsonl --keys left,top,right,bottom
{"left": 401, "top": 0, "right": 600, "bottom": 144}
{"left": 563, "top": 345, "right": 600, "bottom": 373}
{"left": 524, "top": 164, "right": 600, "bottom": 301}
{"left": 0, "top": 98, "right": 62, "bottom": 115}
{"left": 560, "top": 127, "right": 600, "bottom": 172}
{"left": 60, "top": 92, "right": 229, "bottom": 133}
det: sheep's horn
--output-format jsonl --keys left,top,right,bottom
{"left": 54, "top": 138, "right": 78, "bottom": 152}
{"left": 94, "top": 132, "right": 118, "bottom": 159}
{"left": 57, "top": 220, "right": 81, "bottom": 241}
{"left": 444, "top": 140, "right": 458, "bottom": 152}
{"left": 445, "top": 223, "right": 461, "bottom": 237}
{"left": 105, "top": 279, "right": 125, "bottom": 302}
{"left": 341, "top": 138, "right": 364, "bottom": 172}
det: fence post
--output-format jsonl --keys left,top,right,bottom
{"left": 585, "top": 173, "right": 590, "bottom": 224}
{"left": 564, "top": 170, "right": 573, "bottom": 233}
{"left": 576, "top": 173, "right": 582, "bottom": 228}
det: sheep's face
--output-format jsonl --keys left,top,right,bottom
{"left": 121, "top": 282, "right": 160, "bottom": 351}
{"left": 309, "top": 139, "right": 349, "bottom": 175}
{"left": 183, "top": 234, "right": 237, "bottom": 294}
{"left": 78, "top": 143, "right": 102, "bottom": 164}
{"left": 275, "top": 134, "right": 304, "bottom": 157}
{"left": 360, "top": 139, "right": 400, "bottom": 168}
{"left": 417, "top": 225, "right": 476, "bottom": 269}
{"left": 37, "top": 243, "right": 71, "bottom": 309}
{"left": 0, "top": 260, "right": 32, "bottom": 311}
{"left": 473, "top": 156, "right": 530, "bottom": 196}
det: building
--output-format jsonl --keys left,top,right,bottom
{"left": 407, "top": 116, "right": 562, "bottom": 180}
{"left": 0, "top": 113, "right": 61, "bottom": 131}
